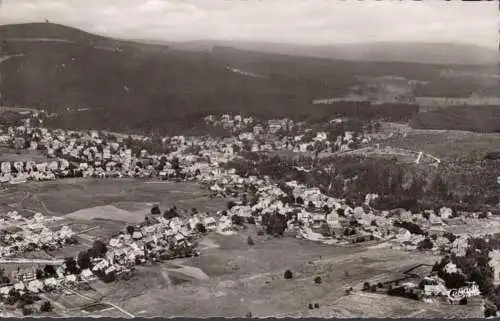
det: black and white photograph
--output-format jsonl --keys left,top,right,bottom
{"left": 0, "top": 0, "right": 498, "bottom": 318}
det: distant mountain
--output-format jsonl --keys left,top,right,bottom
{"left": 0, "top": 22, "right": 107, "bottom": 43}
{"left": 0, "top": 23, "right": 357, "bottom": 133}
{"left": 149, "top": 40, "right": 498, "bottom": 66}
{"left": 0, "top": 23, "right": 496, "bottom": 134}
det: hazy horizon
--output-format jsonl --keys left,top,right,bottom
{"left": 137, "top": 38, "right": 497, "bottom": 50}
{"left": 0, "top": 0, "right": 498, "bottom": 49}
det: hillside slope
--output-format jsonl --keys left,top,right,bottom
{"left": 162, "top": 40, "right": 499, "bottom": 66}
{"left": 0, "top": 24, "right": 326, "bottom": 133}
{"left": 0, "top": 23, "right": 496, "bottom": 134}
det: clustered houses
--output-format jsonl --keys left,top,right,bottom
{"left": 0, "top": 212, "right": 75, "bottom": 257}
{"left": 0, "top": 210, "right": 210, "bottom": 313}
{"left": 0, "top": 112, "right": 376, "bottom": 187}
{"left": 202, "top": 114, "right": 371, "bottom": 154}
{"left": 193, "top": 148, "right": 458, "bottom": 250}
{"left": 0, "top": 115, "right": 471, "bottom": 255}
{"left": 204, "top": 114, "right": 255, "bottom": 132}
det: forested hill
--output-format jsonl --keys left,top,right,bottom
{"left": 0, "top": 23, "right": 495, "bottom": 134}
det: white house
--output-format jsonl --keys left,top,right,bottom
{"left": 444, "top": 262, "right": 460, "bottom": 274}
{"left": 489, "top": 250, "right": 500, "bottom": 285}
{"left": 27, "top": 280, "right": 44, "bottom": 293}
{"left": 80, "top": 269, "right": 94, "bottom": 281}
{"left": 204, "top": 217, "right": 217, "bottom": 230}
{"left": 1, "top": 162, "right": 11, "bottom": 174}
{"left": 326, "top": 212, "right": 341, "bottom": 228}
{"left": 314, "top": 132, "right": 328, "bottom": 141}
{"left": 439, "top": 207, "right": 453, "bottom": 219}
{"left": 216, "top": 217, "right": 234, "bottom": 235}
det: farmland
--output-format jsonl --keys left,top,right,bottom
{"left": 0, "top": 178, "right": 230, "bottom": 260}
{"left": 0, "top": 178, "right": 228, "bottom": 220}
{"left": 297, "top": 291, "right": 484, "bottom": 318}
{"left": 377, "top": 125, "right": 500, "bottom": 161}
{"left": 84, "top": 227, "right": 441, "bottom": 318}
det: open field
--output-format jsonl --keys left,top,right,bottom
{"left": 0, "top": 147, "right": 52, "bottom": 163}
{"left": 80, "top": 227, "right": 441, "bottom": 318}
{"left": 0, "top": 178, "right": 228, "bottom": 222}
{"left": 381, "top": 128, "right": 500, "bottom": 161}
{"left": 445, "top": 217, "right": 500, "bottom": 237}
{"left": 65, "top": 205, "right": 144, "bottom": 224}
{"left": 292, "top": 291, "right": 484, "bottom": 318}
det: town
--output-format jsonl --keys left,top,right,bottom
{"left": 0, "top": 1, "right": 498, "bottom": 317}
{"left": 0, "top": 109, "right": 497, "bottom": 317}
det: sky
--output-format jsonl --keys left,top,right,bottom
{"left": 0, "top": 0, "right": 498, "bottom": 48}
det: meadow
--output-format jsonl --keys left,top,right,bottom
{"left": 0, "top": 178, "right": 228, "bottom": 221}
{"left": 91, "top": 226, "right": 440, "bottom": 317}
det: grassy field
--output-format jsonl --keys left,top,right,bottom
{"left": 383, "top": 128, "right": 500, "bottom": 161}
{"left": 296, "top": 291, "right": 483, "bottom": 318}
{"left": 0, "top": 147, "right": 52, "bottom": 163}
{"left": 85, "top": 226, "right": 441, "bottom": 318}
{"left": 445, "top": 217, "right": 500, "bottom": 237}
{"left": 0, "top": 178, "right": 228, "bottom": 222}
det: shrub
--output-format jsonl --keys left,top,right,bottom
{"left": 227, "top": 201, "right": 237, "bottom": 210}
{"left": 43, "top": 265, "right": 56, "bottom": 278}
{"left": 195, "top": 223, "right": 207, "bottom": 234}
{"left": 485, "top": 301, "right": 497, "bottom": 318}
{"left": 264, "top": 213, "right": 287, "bottom": 237}
{"left": 443, "top": 232, "right": 457, "bottom": 243}
{"left": 77, "top": 250, "right": 92, "bottom": 270}
{"left": 284, "top": 270, "right": 293, "bottom": 279}
{"left": 163, "top": 208, "right": 179, "bottom": 219}
{"left": 40, "top": 301, "right": 53, "bottom": 312}
{"left": 363, "top": 282, "right": 371, "bottom": 291}
{"left": 417, "top": 238, "right": 434, "bottom": 251}
{"left": 231, "top": 215, "right": 245, "bottom": 226}
{"left": 64, "top": 257, "right": 80, "bottom": 275}
{"left": 308, "top": 303, "right": 314, "bottom": 310}
{"left": 100, "top": 272, "right": 116, "bottom": 283}
{"left": 35, "top": 269, "right": 44, "bottom": 280}
{"left": 314, "top": 303, "right": 319, "bottom": 309}
{"left": 247, "top": 236, "right": 254, "bottom": 246}
{"left": 150, "top": 205, "right": 161, "bottom": 215}
{"left": 22, "top": 306, "right": 33, "bottom": 316}
{"left": 394, "top": 221, "right": 424, "bottom": 235}
{"left": 92, "top": 240, "right": 108, "bottom": 257}
{"left": 314, "top": 276, "right": 322, "bottom": 284}
{"left": 247, "top": 217, "right": 256, "bottom": 225}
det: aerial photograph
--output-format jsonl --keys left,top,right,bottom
{"left": 0, "top": 0, "right": 498, "bottom": 318}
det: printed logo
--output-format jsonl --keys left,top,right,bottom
{"left": 447, "top": 283, "right": 480, "bottom": 302}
